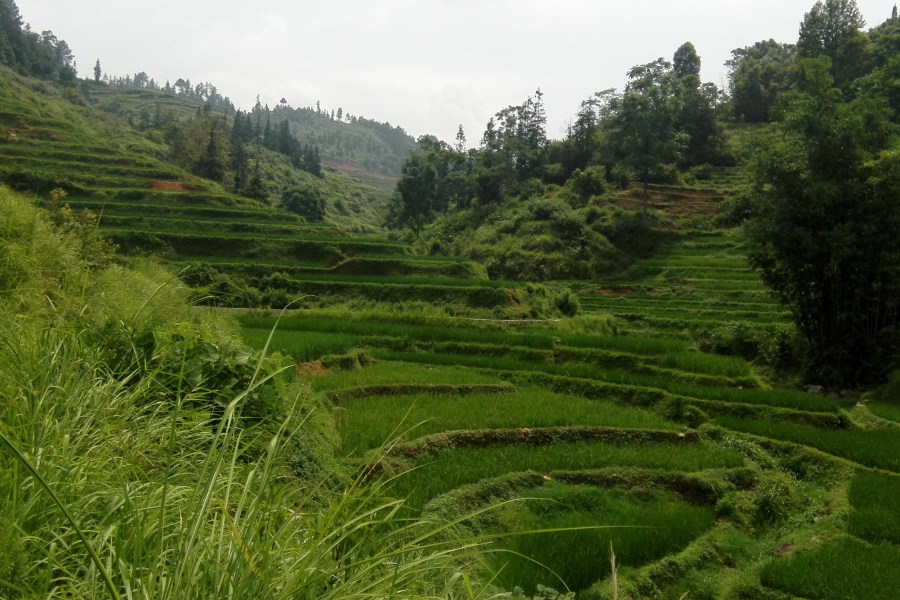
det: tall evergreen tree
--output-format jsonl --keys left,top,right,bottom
{"left": 93, "top": 59, "right": 101, "bottom": 83}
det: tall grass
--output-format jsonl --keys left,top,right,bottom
{"left": 760, "top": 538, "right": 900, "bottom": 600}
{"left": 716, "top": 418, "right": 900, "bottom": 471}
{"left": 495, "top": 485, "right": 715, "bottom": 595}
{"left": 0, "top": 321, "right": 496, "bottom": 599}
{"left": 390, "top": 442, "right": 744, "bottom": 512}
{"left": 336, "top": 388, "right": 680, "bottom": 454}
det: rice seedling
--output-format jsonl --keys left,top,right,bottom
{"left": 494, "top": 485, "right": 715, "bottom": 595}
{"left": 715, "top": 418, "right": 900, "bottom": 471}
{"left": 867, "top": 402, "right": 900, "bottom": 424}
{"left": 241, "top": 327, "right": 363, "bottom": 363}
{"left": 375, "top": 351, "right": 843, "bottom": 412}
{"left": 637, "top": 258, "right": 751, "bottom": 269}
{"left": 847, "top": 472, "right": 900, "bottom": 544}
{"left": 760, "top": 537, "right": 900, "bottom": 600}
{"left": 336, "top": 387, "right": 681, "bottom": 454}
{"left": 609, "top": 308, "right": 788, "bottom": 324}
{"left": 238, "top": 317, "right": 559, "bottom": 349}
{"left": 305, "top": 361, "right": 504, "bottom": 391}
{"left": 654, "top": 352, "right": 751, "bottom": 378}
{"left": 390, "top": 441, "right": 743, "bottom": 512}
{"left": 682, "top": 280, "right": 768, "bottom": 291}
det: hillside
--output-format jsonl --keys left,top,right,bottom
{"left": 94, "top": 77, "right": 415, "bottom": 190}
{"left": 0, "top": 71, "right": 392, "bottom": 232}
{"left": 5, "top": 0, "right": 900, "bottom": 598}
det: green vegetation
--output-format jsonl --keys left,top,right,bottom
{"left": 0, "top": 186, "right": 488, "bottom": 599}
{"left": 336, "top": 388, "right": 681, "bottom": 454}
{"left": 760, "top": 538, "right": 900, "bottom": 600}
{"left": 388, "top": 441, "right": 743, "bottom": 512}
{"left": 716, "top": 417, "right": 900, "bottom": 472}
{"left": 8, "top": 0, "right": 900, "bottom": 596}
{"left": 495, "top": 485, "right": 716, "bottom": 595}
{"left": 848, "top": 472, "right": 900, "bottom": 544}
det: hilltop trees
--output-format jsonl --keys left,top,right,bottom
{"left": 744, "top": 59, "right": 900, "bottom": 386}
{"left": 798, "top": 0, "right": 869, "bottom": 88}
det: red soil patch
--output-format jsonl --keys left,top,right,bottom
{"left": 296, "top": 360, "right": 329, "bottom": 377}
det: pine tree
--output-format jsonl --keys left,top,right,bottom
{"left": 893, "top": 4, "right": 898, "bottom": 19}
{"left": 93, "top": 59, "right": 101, "bottom": 83}
{"left": 263, "top": 109, "right": 273, "bottom": 150}
{"left": 455, "top": 125, "right": 466, "bottom": 153}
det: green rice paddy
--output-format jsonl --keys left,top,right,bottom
{"left": 336, "top": 388, "right": 681, "bottom": 454}
{"left": 388, "top": 441, "right": 744, "bottom": 511}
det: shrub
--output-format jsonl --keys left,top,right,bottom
{"left": 282, "top": 185, "right": 326, "bottom": 222}
{"left": 568, "top": 165, "right": 607, "bottom": 200}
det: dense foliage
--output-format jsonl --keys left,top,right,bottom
{"left": 0, "top": 0, "right": 75, "bottom": 82}
{"left": 743, "top": 58, "right": 900, "bottom": 386}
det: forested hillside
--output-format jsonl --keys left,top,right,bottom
{"left": 100, "top": 70, "right": 415, "bottom": 187}
{"left": 5, "top": 0, "right": 900, "bottom": 599}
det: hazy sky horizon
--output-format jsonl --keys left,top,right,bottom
{"left": 15, "top": 0, "right": 898, "bottom": 145}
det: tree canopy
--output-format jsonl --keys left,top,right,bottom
{"left": 744, "top": 58, "right": 900, "bottom": 386}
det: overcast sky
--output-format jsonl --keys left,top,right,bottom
{"left": 15, "top": 0, "right": 898, "bottom": 145}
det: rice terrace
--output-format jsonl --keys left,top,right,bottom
{"left": 3, "top": 0, "right": 900, "bottom": 598}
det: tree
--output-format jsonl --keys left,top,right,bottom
{"left": 727, "top": 40, "right": 797, "bottom": 122}
{"left": 744, "top": 58, "right": 900, "bottom": 386}
{"left": 93, "top": 59, "right": 101, "bottom": 83}
{"left": 798, "top": 0, "right": 870, "bottom": 88}
{"left": 282, "top": 185, "right": 326, "bottom": 222}
{"left": 455, "top": 125, "right": 466, "bottom": 153}
{"left": 607, "top": 59, "right": 684, "bottom": 221}
{"left": 673, "top": 42, "right": 701, "bottom": 78}
{"left": 391, "top": 152, "right": 437, "bottom": 238}
{"left": 337, "top": 107, "right": 343, "bottom": 122}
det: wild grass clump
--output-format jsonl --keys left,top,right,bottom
{"left": 848, "top": 472, "right": 900, "bottom": 544}
{"left": 760, "top": 537, "right": 900, "bottom": 600}
{"left": 390, "top": 442, "right": 743, "bottom": 512}
{"left": 495, "top": 485, "right": 716, "bottom": 595}
{"left": 336, "top": 387, "right": 680, "bottom": 455}
{"left": 716, "top": 418, "right": 900, "bottom": 472}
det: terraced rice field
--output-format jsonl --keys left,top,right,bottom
{"left": 230, "top": 194, "right": 898, "bottom": 599}
{"left": 13, "top": 83, "right": 898, "bottom": 596}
